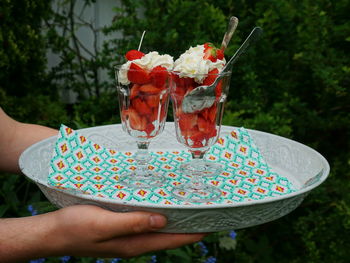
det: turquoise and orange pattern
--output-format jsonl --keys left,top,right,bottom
{"left": 48, "top": 125, "right": 295, "bottom": 205}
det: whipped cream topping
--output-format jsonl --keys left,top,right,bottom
{"left": 173, "top": 44, "right": 226, "bottom": 83}
{"left": 118, "top": 51, "right": 174, "bottom": 85}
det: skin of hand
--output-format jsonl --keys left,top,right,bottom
{"left": 0, "top": 108, "right": 205, "bottom": 261}
{"left": 0, "top": 107, "right": 58, "bottom": 173}
{"left": 0, "top": 205, "right": 205, "bottom": 262}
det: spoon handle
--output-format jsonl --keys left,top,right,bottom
{"left": 138, "top": 30, "right": 146, "bottom": 51}
{"left": 220, "top": 16, "right": 239, "bottom": 52}
{"left": 182, "top": 27, "right": 263, "bottom": 113}
{"left": 223, "top": 27, "right": 263, "bottom": 72}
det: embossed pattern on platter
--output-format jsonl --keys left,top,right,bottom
{"left": 20, "top": 123, "right": 328, "bottom": 233}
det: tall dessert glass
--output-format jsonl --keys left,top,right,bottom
{"left": 115, "top": 65, "right": 170, "bottom": 188}
{"left": 171, "top": 70, "right": 232, "bottom": 202}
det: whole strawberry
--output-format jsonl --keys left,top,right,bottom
{"left": 203, "top": 43, "right": 224, "bottom": 62}
{"left": 125, "top": 49, "right": 145, "bottom": 61}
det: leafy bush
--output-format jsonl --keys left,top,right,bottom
{"left": 0, "top": 0, "right": 349, "bottom": 262}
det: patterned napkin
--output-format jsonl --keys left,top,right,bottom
{"left": 48, "top": 125, "right": 295, "bottom": 205}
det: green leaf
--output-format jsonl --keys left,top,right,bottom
{"left": 219, "top": 236, "right": 237, "bottom": 251}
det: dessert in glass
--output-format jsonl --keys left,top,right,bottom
{"left": 115, "top": 50, "right": 174, "bottom": 188}
{"left": 171, "top": 43, "right": 232, "bottom": 202}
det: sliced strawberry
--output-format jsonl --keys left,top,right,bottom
{"left": 145, "top": 94, "right": 160, "bottom": 108}
{"left": 172, "top": 75, "right": 195, "bottom": 98}
{"left": 206, "top": 126, "right": 217, "bottom": 139}
{"left": 147, "top": 102, "right": 168, "bottom": 123}
{"left": 172, "top": 73, "right": 195, "bottom": 88}
{"left": 190, "top": 130, "right": 206, "bottom": 143}
{"left": 132, "top": 97, "right": 152, "bottom": 115}
{"left": 171, "top": 72, "right": 181, "bottom": 86}
{"left": 189, "top": 130, "right": 206, "bottom": 148}
{"left": 192, "top": 141, "right": 204, "bottom": 148}
{"left": 145, "top": 123, "right": 155, "bottom": 136}
{"left": 128, "top": 108, "right": 147, "bottom": 131}
{"left": 203, "top": 42, "right": 217, "bottom": 62}
{"left": 204, "top": 43, "right": 211, "bottom": 49}
{"left": 203, "top": 42, "right": 225, "bottom": 62}
{"left": 173, "top": 85, "right": 186, "bottom": 98}
{"left": 148, "top": 108, "right": 158, "bottom": 122}
{"left": 181, "top": 126, "right": 198, "bottom": 138}
{"left": 139, "top": 116, "right": 148, "bottom": 131}
{"left": 128, "top": 63, "right": 151, "bottom": 84}
{"left": 215, "top": 80, "right": 223, "bottom": 98}
{"left": 197, "top": 116, "right": 209, "bottom": 132}
{"left": 178, "top": 113, "right": 198, "bottom": 131}
{"left": 185, "top": 85, "right": 195, "bottom": 95}
{"left": 139, "top": 83, "right": 160, "bottom": 94}
{"left": 171, "top": 75, "right": 186, "bottom": 99}
{"left": 203, "top": 68, "right": 219, "bottom": 86}
{"left": 208, "top": 104, "right": 217, "bottom": 123}
{"left": 130, "top": 84, "right": 140, "bottom": 99}
{"left": 150, "top": 66, "right": 168, "bottom": 88}
{"left": 125, "top": 50, "right": 145, "bottom": 61}
{"left": 200, "top": 108, "right": 209, "bottom": 120}
{"left": 216, "top": 49, "right": 224, "bottom": 60}
{"left": 121, "top": 109, "right": 128, "bottom": 122}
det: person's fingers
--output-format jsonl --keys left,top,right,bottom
{"left": 53, "top": 205, "right": 205, "bottom": 259}
{"left": 77, "top": 232, "right": 205, "bottom": 258}
{"left": 115, "top": 232, "right": 206, "bottom": 257}
{"left": 89, "top": 206, "right": 168, "bottom": 240}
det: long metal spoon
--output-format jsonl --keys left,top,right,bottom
{"left": 221, "top": 16, "right": 239, "bottom": 52}
{"left": 182, "top": 27, "right": 263, "bottom": 113}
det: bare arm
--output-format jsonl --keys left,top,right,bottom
{"left": 0, "top": 107, "right": 58, "bottom": 173}
{"left": 0, "top": 108, "right": 204, "bottom": 261}
{"left": 0, "top": 205, "right": 204, "bottom": 262}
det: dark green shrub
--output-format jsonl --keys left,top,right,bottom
{"left": 0, "top": 0, "right": 53, "bottom": 97}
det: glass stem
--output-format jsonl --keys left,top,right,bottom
{"left": 191, "top": 150, "right": 206, "bottom": 159}
{"left": 188, "top": 150, "right": 207, "bottom": 190}
{"left": 135, "top": 141, "right": 151, "bottom": 177}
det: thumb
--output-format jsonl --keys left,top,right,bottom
{"left": 96, "top": 209, "right": 167, "bottom": 238}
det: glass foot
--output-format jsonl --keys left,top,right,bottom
{"left": 118, "top": 171, "right": 166, "bottom": 188}
{"left": 180, "top": 160, "right": 223, "bottom": 177}
{"left": 171, "top": 183, "right": 222, "bottom": 203}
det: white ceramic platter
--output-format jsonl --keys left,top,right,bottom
{"left": 19, "top": 123, "right": 329, "bottom": 233}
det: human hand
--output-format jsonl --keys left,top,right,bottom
{"left": 0, "top": 205, "right": 205, "bottom": 262}
{"left": 49, "top": 205, "right": 204, "bottom": 258}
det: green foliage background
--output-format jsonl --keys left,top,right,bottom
{"left": 0, "top": 0, "right": 349, "bottom": 262}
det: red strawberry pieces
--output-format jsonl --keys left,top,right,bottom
{"left": 125, "top": 50, "right": 145, "bottom": 61}
{"left": 216, "top": 49, "right": 224, "bottom": 60}
{"left": 171, "top": 73, "right": 196, "bottom": 98}
{"left": 130, "top": 84, "right": 140, "bottom": 99}
{"left": 203, "top": 43, "right": 217, "bottom": 62}
{"left": 145, "top": 94, "right": 160, "bottom": 108}
{"left": 124, "top": 108, "right": 147, "bottom": 131}
{"left": 126, "top": 56, "right": 169, "bottom": 89}
{"left": 175, "top": 105, "right": 219, "bottom": 148}
{"left": 139, "top": 83, "right": 161, "bottom": 94}
{"left": 127, "top": 63, "right": 151, "bottom": 85}
{"left": 132, "top": 97, "right": 152, "bottom": 115}
{"left": 203, "top": 42, "right": 224, "bottom": 62}
{"left": 168, "top": 43, "right": 227, "bottom": 148}
{"left": 203, "top": 68, "right": 219, "bottom": 86}
{"left": 150, "top": 66, "right": 169, "bottom": 88}
{"left": 179, "top": 113, "right": 198, "bottom": 132}
{"left": 172, "top": 73, "right": 221, "bottom": 148}
{"left": 202, "top": 68, "right": 223, "bottom": 97}
{"left": 126, "top": 83, "right": 165, "bottom": 137}
{"left": 122, "top": 56, "right": 170, "bottom": 138}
